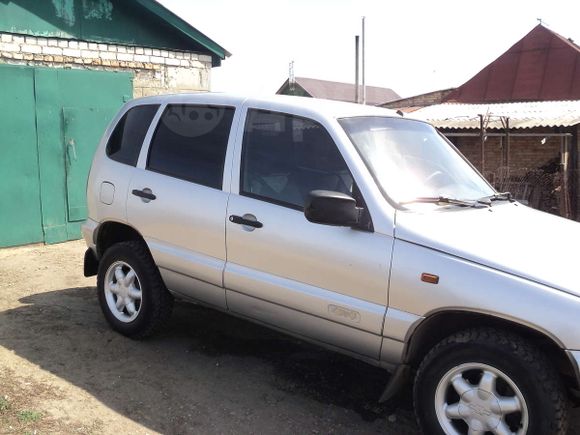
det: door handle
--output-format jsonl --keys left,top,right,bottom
{"left": 132, "top": 188, "right": 156, "bottom": 201}
{"left": 229, "top": 215, "right": 263, "bottom": 228}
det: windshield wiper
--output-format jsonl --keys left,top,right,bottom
{"left": 400, "top": 196, "right": 489, "bottom": 208}
{"left": 478, "top": 192, "right": 515, "bottom": 204}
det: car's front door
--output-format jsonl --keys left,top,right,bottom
{"left": 225, "top": 108, "right": 393, "bottom": 359}
{"left": 127, "top": 103, "right": 237, "bottom": 309}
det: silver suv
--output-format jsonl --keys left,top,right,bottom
{"left": 83, "top": 93, "right": 580, "bottom": 434}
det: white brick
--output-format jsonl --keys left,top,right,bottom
{"left": 134, "top": 54, "right": 150, "bottom": 63}
{"left": 99, "top": 51, "right": 116, "bottom": 60}
{"left": 12, "top": 52, "right": 23, "bottom": 60}
{"left": 81, "top": 50, "right": 99, "bottom": 58}
{"left": 144, "top": 48, "right": 152, "bottom": 55}
{"left": 126, "top": 46, "right": 135, "bottom": 54}
{"left": 1, "top": 34, "right": 12, "bottom": 43}
{"left": 68, "top": 40, "right": 79, "bottom": 48}
{"left": 88, "top": 42, "right": 98, "bottom": 50}
{"left": 21, "top": 44, "right": 42, "bottom": 54}
{"left": 0, "top": 42, "right": 19, "bottom": 52}
{"left": 165, "top": 57, "right": 180, "bottom": 66}
{"left": 58, "top": 40, "right": 68, "bottom": 48}
{"left": 152, "top": 49, "right": 160, "bottom": 56}
{"left": 199, "top": 55, "right": 212, "bottom": 63}
{"left": 98, "top": 43, "right": 108, "bottom": 50}
{"left": 63, "top": 48, "right": 81, "bottom": 57}
{"left": 175, "top": 52, "right": 184, "bottom": 59}
{"left": 117, "top": 52, "right": 134, "bottom": 61}
{"left": 78, "top": 41, "right": 88, "bottom": 49}
{"left": 160, "top": 50, "right": 169, "bottom": 57}
{"left": 150, "top": 55, "right": 164, "bottom": 64}
{"left": 166, "top": 67, "right": 202, "bottom": 89}
{"left": 25, "top": 36, "right": 37, "bottom": 45}
{"left": 180, "top": 59, "right": 190, "bottom": 67}
{"left": 42, "top": 46, "right": 62, "bottom": 55}
{"left": 190, "top": 60, "right": 206, "bottom": 69}
{"left": 135, "top": 47, "right": 144, "bottom": 55}
{"left": 48, "top": 39, "right": 59, "bottom": 47}
{"left": 168, "top": 51, "right": 176, "bottom": 59}
{"left": 13, "top": 35, "right": 25, "bottom": 43}
{"left": 37, "top": 38, "right": 47, "bottom": 46}
{"left": 108, "top": 44, "right": 117, "bottom": 52}
{"left": 117, "top": 46, "right": 127, "bottom": 53}
{"left": 190, "top": 53, "right": 199, "bottom": 60}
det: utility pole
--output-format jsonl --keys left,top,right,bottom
{"left": 362, "top": 16, "right": 366, "bottom": 104}
{"left": 289, "top": 60, "right": 295, "bottom": 94}
{"left": 355, "top": 35, "right": 360, "bottom": 103}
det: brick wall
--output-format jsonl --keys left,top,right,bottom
{"left": 576, "top": 125, "right": 580, "bottom": 218}
{"left": 448, "top": 128, "right": 562, "bottom": 176}
{"left": 0, "top": 32, "right": 212, "bottom": 97}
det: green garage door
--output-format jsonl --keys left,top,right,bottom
{"left": 63, "top": 107, "right": 120, "bottom": 222}
{"left": 0, "top": 65, "right": 132, "bottom": 247}
{"left": 0, "top": 66, "right": 43, "bottom": 247}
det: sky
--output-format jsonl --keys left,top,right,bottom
{"left": 158, "top": 0, "right": 580, "bottom": 100}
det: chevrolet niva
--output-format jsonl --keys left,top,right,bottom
{"left": 83, "top": 94, "right": 580, "bottom": 434}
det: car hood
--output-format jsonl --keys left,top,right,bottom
{"left": 395, "top": 202, "right": 580, "bottom": 296}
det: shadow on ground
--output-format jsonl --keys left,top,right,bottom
{"left": 0, "top": 287, "right": 418, "bottom": 434}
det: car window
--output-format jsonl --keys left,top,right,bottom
{"left": 241, "top": 109, "right": 354, "bottom": 210}
{"left": 147, "top": 104, "right": 235, "bottom": 189}
{"left": 106, "top": 104, "right": 159, "bottom": 166}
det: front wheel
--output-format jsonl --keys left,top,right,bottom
{"left": 414, "top": 328, "right": 568, "bottom": 435}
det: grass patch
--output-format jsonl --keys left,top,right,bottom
{"left": 0, "top": 396, "right": 9, "bottom": 412}
{"left": 17, "top": 410, "right": 42, "bottom": 423}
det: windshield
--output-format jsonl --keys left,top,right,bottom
{"left": 339, "top": 116, "right": 494, "bottom": 205}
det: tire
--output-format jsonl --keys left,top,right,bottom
{"left": 414, "top": 328, "right": 568, "bottom": 435}
{"left": 97, "top": 240, "right": 173, "bottom": 339}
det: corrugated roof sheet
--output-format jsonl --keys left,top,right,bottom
{"left": 277, "top": 77, "right": 400, "bottom": 105}
{"left": 412, "top": 100, "right": 580, "bottom": 129}
{"left": 445, "top": 24, "right": 580, "bottom": 103}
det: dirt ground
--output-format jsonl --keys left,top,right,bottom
{"left": 0, "top": 241, "right": 578, "bottom": 434}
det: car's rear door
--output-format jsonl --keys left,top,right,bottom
{"left": 224, "top": 106, "right": 393, "bottom": 359}
{"left": 127, "top": 100, "right": 240, "bottom": 309}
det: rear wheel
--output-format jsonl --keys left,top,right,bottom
{"left": 97, "top": 241, "right": 173, "bottom": 338}
{"left": 414, "top": 328, "right": 568, "bottom": 435}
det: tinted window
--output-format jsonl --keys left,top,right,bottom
{"left": 241, "top": 110, "right": 353, "bottom": 209}
{"left": 147, "top": 105, "right": 235, "bottom": 189}
{"left": 106, "top": 104, "right": 159, "bottom": 166}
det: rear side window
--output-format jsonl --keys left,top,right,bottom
{"left": 241, "top": 109, "right": 354, "bottom": 209}
{"left": 106, "top": 104, "right": 159, "bottom": 166}
{"left": 147, "top": 104, "right": 235, "bottom": 189}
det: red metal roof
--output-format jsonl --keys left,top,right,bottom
{"left": 446, "top": 25, "right": 580, "bottom": 103}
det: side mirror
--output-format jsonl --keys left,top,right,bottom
{"left": 304, "top": 190, "right": 360, "bottom": 227}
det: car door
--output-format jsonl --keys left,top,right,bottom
{"left": 224, "top": 108, "right": 393, "bottom": 359}
{"left": 127, "top": 103, "right": 238, "bottom": 309}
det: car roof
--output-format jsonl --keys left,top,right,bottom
{"left": 129, "top": 92, "right": 402, "bottom": 120}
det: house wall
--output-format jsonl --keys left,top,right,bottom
{"left": 0, "top": 32, "right": 212, "bottom": 97}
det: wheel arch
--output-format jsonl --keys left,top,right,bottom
{"left": 404, "top": 310, "right": 579, "bottom": 391}
{"left": 95, "top": 221, "right": 148, "bottom": 259}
